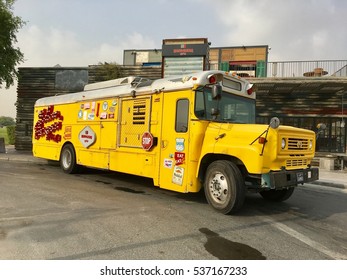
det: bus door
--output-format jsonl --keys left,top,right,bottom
{"left": 159, "top": 91, "right": 190, "bottom": 192}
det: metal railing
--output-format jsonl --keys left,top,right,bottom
{"left": 267, "top": 60, "right": 347, "bottom": 78}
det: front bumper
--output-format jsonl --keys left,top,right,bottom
{"left": 261, "top": 167, "right": 319, "bottom": 189}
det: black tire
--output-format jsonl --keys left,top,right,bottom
{"left": 260, "top": 187, "right": 295, "bottom": 202}
{"left": 204, "top": 160, "right": 246, "bottom": 214}
{"left": 60, "top": 144, "right": 79, "bottom": 174}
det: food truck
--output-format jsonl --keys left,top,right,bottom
{"left": 33, "top": 70, "right": 319, "bottom": 214}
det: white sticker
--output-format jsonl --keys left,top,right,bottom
{"left": 88, "top": 113, "right": 95, "bottom": 120}
{"left": 172, "top": 166, "right": 184, "bottom": 186}
{"left": 100, "top": 112, "right": 107, "bottom": 119}
{"left": 79, "top": 126, "right": 96, "bottom": 148}
{"left": 176, "top": 138, "right": 185, "bottom": 151}
{"left": 102, "top": 101, "right": 108, "bottom": 111}
{"left": 164, "top": 159, "right": 173, "bottom": 169}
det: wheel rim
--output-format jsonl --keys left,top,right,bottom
{"left": 208, "top": 172, "right": 229, "bottom": 204}
{"left": 62, "top": 149, "right": 72, "bottom": 170}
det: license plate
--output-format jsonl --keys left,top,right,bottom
{"left": 297, "top": 172, "right": 304, "bottom": 182}
{"left": 308, "top": 171, "right": 311, "bottom": 179}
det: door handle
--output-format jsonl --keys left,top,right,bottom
{"left": 161, "top": 140, "right": 168, "bottom": 148}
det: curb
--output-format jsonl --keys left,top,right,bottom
{"left": 0, "top": 154, "right": 46, "bottom": 163}
{"left": 310, "top": 180, "right": 347, "bottom": 189}
{"left": 0, "top": 147, "right": 46, "bottom": 163}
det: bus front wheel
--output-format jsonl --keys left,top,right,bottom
{"left": 60, "top": 144, "right": 79, "bottom": 174}
{"left": 204, "top": 160, "right": 246, "bottom": 214}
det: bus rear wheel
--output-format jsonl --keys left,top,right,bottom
{"left": 204, "top": 160, "right": 246, "bottom": 214}
{"left": 60, "top": 144, "right": 79, "bottom": 174}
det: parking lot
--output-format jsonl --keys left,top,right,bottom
{"left": 1, "top": 155, "right": 347, "bottom": 260}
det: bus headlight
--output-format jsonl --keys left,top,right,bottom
{"left": 281, "top": 138, "right": 286, "bottom": 149}
{"left": 309, "top": 140, "right": 313, "bottom": 150}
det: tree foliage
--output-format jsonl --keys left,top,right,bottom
{"left": 0, "top": 116, "right": 15, "bottom": 126}
{"left": 94, "top": 62, "right": 123, "bottom": 82}
{"left": 6, "top": 125, "right": 15, "bottom": 144}
{"left": 0, "top": 0, "right": 25, "bottom": 89}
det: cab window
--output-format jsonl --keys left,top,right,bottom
{"left": 175, "top": 99, "right": 189, "bottom": 132}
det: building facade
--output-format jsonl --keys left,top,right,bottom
{"left": 124, "top": 40, "right": 268, "bottom": 78}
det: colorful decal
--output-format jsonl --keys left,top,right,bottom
{"left": 79, "top": 126, "right": 96, "bottom": 148}
{"left": 64, "top": 126, "right": 72, "bottom": 140}
{"left": 34, "top": 105, "right": 63, "bottom": 143}
{"left": 102, "top": 101, "right": 108, "bottom": 111}
{"left": 78, "top": 110, "right": 83, "bottom": 119}
{"left": 83, "top": 111, "right": 88, "bottom": 120}
{"left": 164, "top": 159, "right": 173, "bottom": 169}
{"left": 96, "top": 103, "right": 100, "bottom": 117}
{"left": 88, "top": 113, "right": 95, "bottom": 120}
{"left": 112, "top": 100, "right": 117, "bottom": 106}
{"left": 108, "top": 113, "right": 115, "bottom": 119}
{"left": 174, "top": 152, "right": 185, "bottom": 165}
{"left": 109, "top": 106, "right": 115, "bottom": 113}
{"left": 91, "top": 102, "right": 96, "bottom": 111}
{"left": 172, "top": 166, "right": 184, "bottom": 186}
{"left": 100, "top": 112, "right": 108, "bottom": 119}
{"left": 84, "top": 103, "right": 90, "bottom": 109}
{"left": 176, "top": 138, "right": 185, "bottom": 151}
{"left": 141, "top": 132, "right": 154, "bottom": 151}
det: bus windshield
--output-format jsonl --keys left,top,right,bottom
{"left": 194, "top": 87, "right": 255, "bottom": 124}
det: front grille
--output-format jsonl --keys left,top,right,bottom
{"left": 286, "top": 154, "right": 308, "bottom": 167}
{"left": 287, "top": 138, "right": 309, "bottom": 150}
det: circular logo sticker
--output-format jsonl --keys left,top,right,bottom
{"left": 102, "top": 101, "right": 108, "bottom": 111}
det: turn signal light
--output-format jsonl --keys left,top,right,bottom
{"left": 207, "top": 73, "right": 223, "bottom": 84}
{"left": 208, "top": 75, "right": 217, "bottom": 84}
{"left": 247, "top": 84, "right": 254, "bottom": 95}
{"left": 258, "top": 137, "right": 267, "bottom": 144}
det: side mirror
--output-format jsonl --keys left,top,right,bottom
{"left": 211, "top": 84, "right": 222, "bottom": 100}
{"left": 269, "top": 117, "right": 280, "bottom": 129}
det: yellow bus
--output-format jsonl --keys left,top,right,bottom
{"left": 33, "top": 70, "right": 319, "bottom": 214}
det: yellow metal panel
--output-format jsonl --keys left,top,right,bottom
{"left": 32, "top": 143, "right": 60, "bottom": 161}
{"left": 78, "top": 150, "right": 109, "bottom": 169}
{"left": 158, "top": 90, "right": 193, "bottom": 193}
{"left": 119, "top": 97, "right": 151, "bottom": 147}
{"left": 100, "top": 121, "right": 117, "bottom": 150}
{"left": 109, "top": 149, "right": 156, "bottom": 178}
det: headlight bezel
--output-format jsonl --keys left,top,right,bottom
{"left": 309, "top": 139, "right": 313, "bottom": 150}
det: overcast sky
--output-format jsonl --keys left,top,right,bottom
{"left": 1, "top": 0, "right": 346, "bottom": 118}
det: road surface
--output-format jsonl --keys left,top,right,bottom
{"left": 0, "top": 160, "right": 346, "bottom": 260}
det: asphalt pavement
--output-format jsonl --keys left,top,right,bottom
{"left": 1, "top": 145, "right": 346, "bottom": 189}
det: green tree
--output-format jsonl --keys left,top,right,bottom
{"left": 0, "top": 116, "right": 15, "bottom": 126}
{"left": 0, "top": 0, "right": 25, "bottom": 89}
{"left": 94, "top": 62, "right": 123, "bottom": 82}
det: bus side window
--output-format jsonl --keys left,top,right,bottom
{"left": 175, "top": 99, "right": 189, "bottom": 133}
{"left": 194, "top": 91, "right": 205, "bottom": 118}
